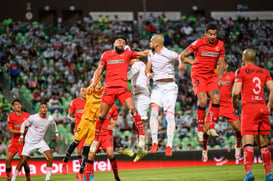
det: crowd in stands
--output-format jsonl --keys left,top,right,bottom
{"left": 0, "top": 13, "right": 272, "bottom": 156}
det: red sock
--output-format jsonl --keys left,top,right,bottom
{"left": 235, "top": 131, "right": 242, "bottom": 148}
{"left": 84, "top": 160, "right": 94, "bottom": 177}
{"left": 94, "top": 117, "right": 105, "bottom": 141}
{"left": 209, "top": 104, "right": 219, "bottom": 129}
{"left": 110, "top": 157, "right": 120, "bottom": 179}
{"left": 203, "top": 133, "right": 209, "bottom": 150}
{"left": 197, "top": 106, "right": 206, "bottom": 132}
{"left": 79, "top": 158, "right": 82, "bottom": 165}
{"left": 261, "top": 147, "right": 272, "bottom": 176}
{"left": 132, "top": 112, "right": 144, "bottom": 136}
{"left": 244, "top": 145, "right": 254, "bottom": 175}
{"left": 6, "top": 167, "right": 11, "bottom": 181}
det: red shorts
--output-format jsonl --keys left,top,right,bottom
{"left": 241, "top": 104, "right": 270, "bottom": 135}
{"left": 96, "top": 135, "right": 113, "bottom": 152}
{"left": 191, "top": 73, "right": 219, "bottom": 95}
{"left": 102, "top": 87, "right": 132, "bottom": 105}
{"left": 7, "top": 141, "right": 24, "bottom": 157}
{"left": 219, "top": 105, "right": 239, "bottom": 123}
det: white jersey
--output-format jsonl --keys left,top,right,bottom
{"left": 127, "top": 61, "right": 149, "bottom": 95}
{"left": 23, "top": 113, "right": 55, "bottom": 143}
{"left": 148, "top": 47, "right": 179, "bottom": 81}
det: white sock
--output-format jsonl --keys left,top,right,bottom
{"left": 45, "top": 167, "right": 52, "bottom": 181}
{"left": 11, "top": 169, "right": 20, "bottom": 181}
{"left": 149, "top": 109, "right": 159, "bottom": 144}
{"left": 166, "top": 113, "right": 175, "bottom": 148}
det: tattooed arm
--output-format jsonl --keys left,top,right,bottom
{"left": 178, "top": 48, "right": 194, "bottom": 70}
{"left": 217, "top": 57, "right": 225, "bottom": 87}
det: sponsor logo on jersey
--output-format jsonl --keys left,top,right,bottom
{"left": 222, "top": 81, "right": 230, "bottom": 85}
{"left": 14, "top": 124, "right": 22, "bottom": 127}
{"left": 215, "top": 46, "right": 220, "bottom": 51}
{"left": 76, "top": 110, "right": 83, "bottom": 113}
{"left": 107, "top": 59, "right": 124, "bottom": 64}
{"left": 201, "top": 52, "right": 219, "bottom": 57}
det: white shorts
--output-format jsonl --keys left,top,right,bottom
{"left": 21, "top": 139, "right": 50, "bottom": 156}
{"left": 150, "top": 81, "right": 178, "bottom": 113}
{"left": 135, "top": 92, "right": 150, "bottom": 120}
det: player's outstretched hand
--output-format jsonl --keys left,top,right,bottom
{"left": 19, "top": 137, "right": 23, "bottom": 144}
{"left": 178, "top": 63, "right": 187, "bottom": 71}
{"left": 56, "top": 135, "right": 62, "bottom": 141}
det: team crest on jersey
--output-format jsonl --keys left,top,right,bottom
{"left": 226, "top": 76, "right": 230, "bottom": 79}
{"left": 215, "top": 46, "right": 220, "bottom": 51}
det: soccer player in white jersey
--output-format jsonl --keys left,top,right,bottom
{"left": 146, "top": 34, "right": 181, "bottom": 156}
{"left": 11, "top": 103, "right": 62, "bottom": 181}
{"left": 121, "top": 56, "right": 150, "bottom": 162}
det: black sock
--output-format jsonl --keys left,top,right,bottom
{"left": 64, "top": 141, "right": 79, "bottom": 163}
{"left": 79, "top": 146, "right": 90, "bottom": 173}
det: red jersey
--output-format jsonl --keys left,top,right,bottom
{"left": 100, "top": 50, "right": 137, "bottom": 88}
{"left": 219, "top": 72, "right": 235, "bottom": 105}
{"left": 100, "top": 104, "right": 118, "bottom": 136}
{"left": 187, "top": 37, "right": 225, "bottom": 74}
{"left": 235, "top": 64, "right": 272, "bottom": 106}
{"left": 68, "top": 98, "right": 86, "bottom": 126}
{"left": 7, "top": 112, "right": 30, "bottom": 141}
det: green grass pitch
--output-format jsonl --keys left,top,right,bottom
{"left": 16, "top": 164, "right": 265, "bottom": 181}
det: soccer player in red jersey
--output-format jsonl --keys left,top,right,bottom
{"left": 6, "top": 99, "right": 30, "bottom": 181}
{"left": 232, "top": 48, "right": 273, "bottom": 181}
{"left": 89, "top": 36, "right": 149, "bottom": 153}
{"left": 67, "top": 87, "right": 86, "bottom": 178}
{"left": 84, "top": 104, "right": 120, "bottom": 181}
{"left": 179, "top": 23, "right": 226, "bottom": 142}
{"left": 203, "top": 59, "right": 242, "bottom": 162}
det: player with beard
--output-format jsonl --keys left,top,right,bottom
{"left": 89, "top": 36, "right": 149, "bottom": 154}
{"left": 179, "top": 23, "right": 226, "bottom": 161}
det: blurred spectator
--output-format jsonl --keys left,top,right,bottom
{"left": 31, "top": 88, "right": 41, "bottom": 106}
{"left": 48, "top": 95, "right": 62, "bottom": 113}
{"left": 8, "top": 60, "right": 20, "bottom": 88}
{"left": 10, "top": 84, "right": 20, "bottom": 99}
{"left": 52, "top": 109, "right": 66, "bottom": 125}
{"left": 0, "top": 140, "right": 6, "bottom": 156}
{"left": 0, "top": 97, "right": 10, "bottom": 113}
{"left": 28, "top": 76, "right": 38, "bottom": 91}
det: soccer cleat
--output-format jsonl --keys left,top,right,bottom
{"left": 235, "top": 147, "right": 241, "bottom": 159}
{"left": 165, "top": 146, "right": 172, "bottom": 156}
{"left": 11, "top": 176, "right": 16, "bottom": 181}
{"left": 84, "top": 174, "right": 94, "bottom": 181}
{"left": 244, "top": 172, "right": 254, "bottom": 181}
{"left": 265, "top": 173, "right": 273, "bottom": 181}
{"left": 150, "top": 143, "right": 158, "bottom": 153}
{"left": 119, "top": 148, "right": 134, "bottom": 157}
{"left": 207, "top": 129, "right": 219, "bottom": 137}
{"left": 78, "top": 173, "right": 83, "bottom": 181}
{"left": 197, "top": 131, "right": 204, "bottom": 142}
{"left": 133, "top": 150, "right": 148, "bottom": 162}
{"left": 202, "top": 150, "right": 208, "bottom": 162}
{"left": 76, "top": 172, "right": 79, "bottom": 179}
{"left": 90, "top": 141, "right": 98, "bottom": 153}
{"left": 62, "top": 162, "right": 68, "bottom": 174}
{"left": 138, "top": 135, "right": 145, "bottom": 148}
{"left": 115, "top": 178, "right": 121, "bottom": 181}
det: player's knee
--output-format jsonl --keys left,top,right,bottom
{"left": 107, "top": 152, "right": 114, "bottom": 159}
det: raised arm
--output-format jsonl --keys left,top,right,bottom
{"left": 136, "top": 50, "right": 150, "bottom": 58}
{"left": 180, "top": 49, "right": 194, "bottom": 65}
{"left": 232, "top": 82, "right": 242, "bottom": 109}
{"left": 90, "top": 64, "right": 104, "bottom": 93}
{"left": 217, "top": 57, "right": 226, "bottom": 86}
{"left": 51, "top": 120, "right": 62, "bottom": 141}
{"left": 127, "top": 63, "right": 140, "bottom": 80}
{"left": 266, "top": 80, "right": 273, "bottom": 113}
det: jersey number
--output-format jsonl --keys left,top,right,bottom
{"left": 252, "top": 77, "right": 261, "bottom": 95}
